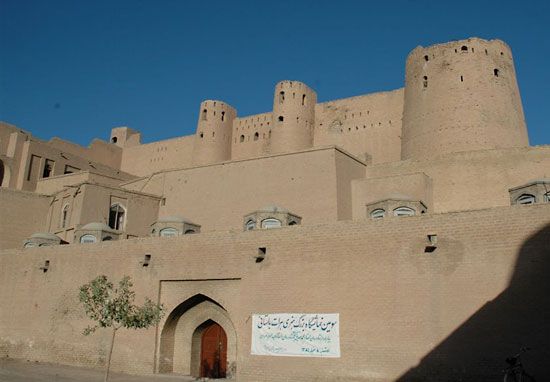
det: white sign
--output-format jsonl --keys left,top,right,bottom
{"left": 251, "top": 313, "right": 340, "bottom": 357}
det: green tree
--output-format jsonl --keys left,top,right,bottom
{"left": 78, "top": 275, "right": 164, "bottom": 382}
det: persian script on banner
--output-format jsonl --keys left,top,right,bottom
{"left": 251, "top": 313, "right": 340, "bottom": 357}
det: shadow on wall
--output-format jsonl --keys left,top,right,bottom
{"left": 397, "top": 223, "right": 550, "bottom": 382}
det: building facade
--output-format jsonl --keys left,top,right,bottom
{"left": 0, "top": 37, "right": 549, "bottom": 381}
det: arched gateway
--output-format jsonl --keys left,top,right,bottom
{"left": 158, "top": 294, "right": 236, "bottom": 378}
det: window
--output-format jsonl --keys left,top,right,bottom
{"left": 461, "top": 45, "right": 468, "bottom": 51}
{"left": 423, "top": 76, "right": 428, "bottom": 88}
{"left": 61, "top": 204, "right": 69, "bottom": 228}
{"left": 111, "top": 137, "right": 118, "bottom": 143}
{"left": 160, "top": 227, "right": 178, "bottom": 237}
{"left": 302, "top": 94, "right": 306, "bottom": 105}
{"left": 240, "top": 135, "right": 245, "bottom": 143}
{"left": 424, "top": 55, "right": 429, "bottom": 61}
{"left": 261, "top": 218, "right": 282, "bottom": 229}
{"left": 108, "top": 203, "right": 125, "bottom": 230}
{"left": 393, "top": 207, "right": 415, "bottom": 217}
{"left": 184, "top": 229, "right": 196, "bottom": 234}
{"left": 80, "top": 234, "right": 97, "bottom": 244}
{"left": 221, "top": 111, "right": 225, "bottom": 121}
{"left": 245, "top": 219, "right": 256, "bottom": 231}
{"left": 42, "top": 159, "right": 54, "bottom": 178}
{"left": 494, "top": 68, "right": 499, "bottom": 77}
{"left": 516, "top": 194, "right": 535, "bottom": 205}
{"left": 64, "top": 165, "right": 80, "bottom": 174}
{"left": 202, "top": 109, "right": 207, "bottom": 121}
{"left": 278, "top": 116, "right": 284, "bottom": 122}
{"left": 370, "top": 209, "right": 385, "bottom": 219}
{"left": 254, "top": 132, "right": 259, "bottom": 141}
{"left": 279, "top": 91, "right": 285, "bottom": 103}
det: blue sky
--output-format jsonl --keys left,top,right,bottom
{"left": 1, "top": 0, "right": 549, "bottom": 146}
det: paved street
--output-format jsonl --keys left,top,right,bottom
{"left": 0, "top": 358, "right": 205, "bottom": 382}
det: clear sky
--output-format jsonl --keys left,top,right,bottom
{"left": 1, "top": 0, "right": 549, "bottom": 146}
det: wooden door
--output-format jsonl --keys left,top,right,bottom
{"left": 200, "top": 322, "right": 227, "bottom": 378}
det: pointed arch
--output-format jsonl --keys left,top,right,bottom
{"left": 158, "top": 294, "right": 237, "bottom": 378}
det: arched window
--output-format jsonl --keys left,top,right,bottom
{"left": 494, "top": 68, "right": 499, "bottom": 77}
{"left": 370, "top": 209, "right": 385, "bottom": 219}
{"left": 253, "top": 132, "right": 259, "bottom": 141}
{"left": 160, "top": 227, "right": 178, "bottom": 237}
{"left": 302, "top": 94, "right": 306, "bottom": 105}
{"left": 61, "top": 204, "right": 69, "bottom": 228}
{"left": 424, "top": 55, "right": 429, "bottom": 62}
{"left": 393, "top": 207, "right": 415, "bottom": 217}
{"left": 245, "top": 220, "right": 256, "bottom": 231}
{"left": 278, "top": 116, "right": 284, "bottom": 122}
{"left": 111, "top": 136, "right": 118, "bottom": 143}
{"left": 261, "top": 218, "right": 282, "bottom": 229}
{"left": 279, "top": 91, "right": 285, "bottom": 103}
{"left": 108, "top": 203, "right": 125, "bottom": 230}
{"left": 516, "top": 194, "right": 535, "bottom": 205}
{"left": 202, "top": 109, "right": 207, "bottom": 121}
{"left": 80, "top": 234, "right": 97, "bottom": 244}
{"left": 461, "top": 45, "right": 468, "bottom": 52}
{"left": 240, "top": 135, "right": 245, "bottom": 143}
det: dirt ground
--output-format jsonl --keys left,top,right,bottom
{"left": 0, "top": 358, "right": 205, "bottom": 382}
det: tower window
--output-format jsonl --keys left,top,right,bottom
{"left": 108, "top": 203, "right": 125, "bottom": 230}
{"left": 302, "top": 94, "right": 306, "bottom": 105}
{"left": 423, "top": 76, "right": 428, "bottom": 88}
{"left": 202, "top": 109, "right": 207, "bottom": 121}
{"left": 199, "top": 132, "right": 204, "bottom": 138}
{"left": 279, "top": 91, "right": 285, "bottom": 103}
{"left": 460, "top": 75, "right": 464, "bottom": 82}
{"left": 221, "top": 111, "right": 225, "bottom": 121}
{"left": 111, "top": 137, "right": 118, "bottom": 143}
{"left": 494, "top": 68, "right": 499, "bottom": 77}
{"left": 254, "top": 132, "right": 259, "bottom": 141}
{"left": 461, "top": 45, "right": 468, "bottom": 52}
{"left": 278, "top": 116, "right": 284, "bottom": 122}
{"left": 240, "top": 135, "right": 244, "bottom": 143}
{"left": 424, "top": 55, "right": 429, "bottom": 62}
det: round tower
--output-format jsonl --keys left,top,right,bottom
{"left": 192, "top": 100, "right": 236, "bottom": 166}
{"left": 269, "top": 80, "right": 317, "bottom": 154}
{"left": 401, "top": 38, "right": 528, "bottom": 161}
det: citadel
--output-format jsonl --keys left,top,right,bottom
{"left": 0, "top": 37, "right": 549, "bottom": 381}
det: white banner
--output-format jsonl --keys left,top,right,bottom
{"left": 251, "top": 313, "right": 340, "bottom": 357}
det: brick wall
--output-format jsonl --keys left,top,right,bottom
{"left": 0, "top": 203, "right": 548, "bottom": 381}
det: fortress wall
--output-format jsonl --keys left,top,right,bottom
{"left": 0, "top": 188, "right": 51, "bottom": 250}
{"left": 314, "top": 89, "right": 404, "bottom": 163}
{"left": 123, "top": 147, "right": 351, "bottom": 232}
{"left": 0, "top": 204, "right": 548, "bottom": 380}
{"left": 119, "top": 135, "right": 195, "bottom": 176}
{"left": 365, "top": 145, "right": 550, "bottom": 213}
{"left": 231, "top": 112, "right": 273, "bottom": 160}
